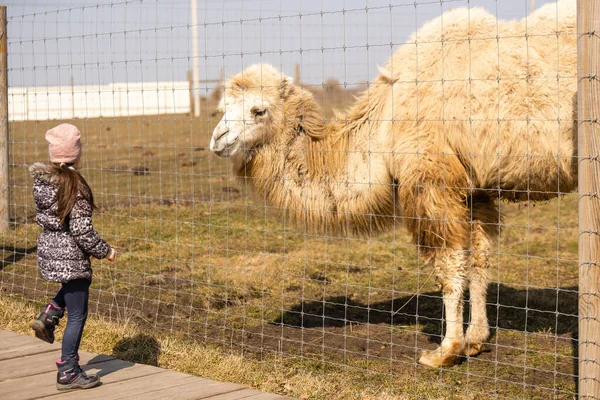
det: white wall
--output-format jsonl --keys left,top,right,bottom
{"left": 8, "top": 82, "right": 191, "bottom": 121}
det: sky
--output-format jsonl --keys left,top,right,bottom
{"left": 3, "top": 0, "right": 558, "bottom": 93}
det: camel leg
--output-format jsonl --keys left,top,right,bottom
{"left": 419, "top": 248, "right": 467, "bottom": 368}
{"left": 465, "top": 205, "right": 498, "bottom": 357}
{"left": 393, "top": 147, "right": 473, "bottom": 367}
{"left": 465, "top": 256, "right": 490, "bottom": 357}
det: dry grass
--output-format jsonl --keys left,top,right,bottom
{"left": 1, "top": 295, "right": 414, "bottom": 399}
{"left": 0, "top": 113, "right": 580, "bottom": 399}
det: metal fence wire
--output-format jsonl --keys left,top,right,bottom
{"left": 1, "top": 0, "right": 598, "bottom": 399}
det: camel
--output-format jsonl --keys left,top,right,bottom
{"left": 209, "top": 0, "right": 577, "bottom": 368}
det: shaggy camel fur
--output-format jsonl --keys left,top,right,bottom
{"left": 209, "top": 0, "right": 577, "bottom": 368}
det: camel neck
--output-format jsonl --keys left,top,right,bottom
{"left": 235, "top": 143, "right": 338, "bottom": 234}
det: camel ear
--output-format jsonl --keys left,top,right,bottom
{"left": 279, "top": 75, "right": 294, "bottom": 99}
{"left": 377, "top": 65, "right": 397, "bottom": 84}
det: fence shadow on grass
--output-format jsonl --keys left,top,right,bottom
{"left": 0, "top": 246, "right": 36, "bottom": 271}
{"left": 274, "top": 283, "right": 579, "bottom": 384}
{"left": 274, "top": 283, "right": 578, "bottom": 339}
{"left": 274, "top": 283, "right": 580, "bottom": 393}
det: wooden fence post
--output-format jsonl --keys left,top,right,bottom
{"left": 0, "top": 6, "right": 9, "bottom": 232}
{"left": 191, "top": 0, "right": 200, "bottom": 118}
{"left": 188, "top": 69, "right": 194, "bottom": 116}
{"left": 294, "top": 63, "right": 300, "bottom": 85}
{"left": 70, "top": 76, "right": 75, "bottom": 119}
{"left": 578, "top": 0, "right": 600, "bottom": 398}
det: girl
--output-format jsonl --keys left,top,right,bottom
{"left": 29, "top": 123, "right": 115, "bottom": 391}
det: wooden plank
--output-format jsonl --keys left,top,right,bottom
{"left": 82, "top": 358, "right": 150, "bottom": 379}
{"left": 125, "top": 378, "right": 246, "bottom": 400}
{"left": 80, "top": 352, "right": 116, "bottom": 366}
{"left": 578, "top": 1, "right": 600, "bottom": 399}
{"left": 0, "top": 334, "right": 43, "bottom": 350}
{"left": 0, "top": 330, "right": 23, "bottom": 341}
{"left": 0, "top": 350, "right": 113, "bottom": 381}
{"left": 0, "top": 331, "right": 293, "bottom": 400}
{"left": 1, "top": 371, "right": 57, "bottom": 400}
{"left": 244, "top": 394, "right": 294, "bottom": 400}
{"left": 202, "top": 389, "right": 270, "bottom": 400}
{"left": 0, "top": 350, "right": 61, "bottom": 381}
{"left": 1, "top": 360, "right": 161, "bottom": 400}
{"left": 0, "top": 342, "right": 60, "bottom": 361}
{"left": 0, "top": 331, "right": 57, "bottom": 351}
{"left": 0, "top": 331, "right": 60, "bottom": 352}
{"left": 204, "top": 389, "right": 293, "bottom": 400}
{"left": 39, "top": 370, "right": 196, "bottom": 400}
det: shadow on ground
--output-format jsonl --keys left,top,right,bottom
{"left": 274, "top": 283, "right": 579, "bottom": 389}
{"left": 84, "top": 355, "right": 134, "bottom": 379}
{"left": 112, "top": 333, "right": 161, "bottom": 366}
{"left": 84, "top": 334, "right": 161, "bottom": 379}
{"left": 274, "top": 283, "right": 578, "bottom": 338}
{"left": 0, "top": 246, "right": 36, "bottom": 271}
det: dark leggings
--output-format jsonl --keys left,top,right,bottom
{"left": 51, "top": 278, "right": 90, "bottom": 362}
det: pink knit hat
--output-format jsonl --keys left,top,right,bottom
{"left": 45, "top": 123, "right": 82, "bottom": 164}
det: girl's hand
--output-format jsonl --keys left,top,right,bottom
{"left": 107, "top": 248, "right": 116, "bottom": 262}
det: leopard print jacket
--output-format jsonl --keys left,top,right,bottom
{"left": 30, "top": 162, "right": 110, "bottom": 283}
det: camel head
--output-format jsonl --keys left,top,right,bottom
{"left": 210, "top": 64, "right": 293, "bottom": 158}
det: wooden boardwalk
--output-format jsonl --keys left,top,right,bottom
{"left": 0, "top": 330, "right": 294, "bottom": 400}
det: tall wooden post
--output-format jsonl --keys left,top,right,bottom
{"left": 578, "top": 1, "right": 600, "bottom": 398}
{"left": 0, "top": 6, "right": 9, "bottom": 232}
{"left": 191, "top": 0, "right": 200, "bottom": 118}
{"left": 70, "top": 76, "right": 75, "bottom": 119}
{"left": 294, "top": 63, "right": 300, "bottom": 85}
{"left": 187, "top": 69, "right": 194, "bottom": 116}
{"left": 24, "top": 89, "right": 28, "bottom": 120}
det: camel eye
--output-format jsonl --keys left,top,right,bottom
{"left": 252, "top": 108, "right": 266, "bottom": 117}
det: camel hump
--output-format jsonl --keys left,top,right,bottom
{"left": 526, "top": 0, "right": 576, "bottom": 35}
{"left": 412, "top": 7, "right": 497, "bottom": 43}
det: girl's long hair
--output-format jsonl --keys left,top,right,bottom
{"left": 52, "top": 163, "right": 96, "bottom": 224}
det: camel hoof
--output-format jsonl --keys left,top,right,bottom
{"left": 418, "top": 347, "right": 459, "bottom": 368}
{"left": 465, "top": 342, "right": 490, "bottom": 357}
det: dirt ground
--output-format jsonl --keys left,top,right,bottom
{"left": 0, "top": 111, "right": 580, "bottom": 399}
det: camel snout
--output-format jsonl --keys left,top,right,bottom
{"left": 210, "top": 121, "right": 239, "bottom": 157}
{"left": 212, "top": 121, "right": 229, "bottom": 141}
{"left": 210, "top": 122, "right": 230, "bottom": 154}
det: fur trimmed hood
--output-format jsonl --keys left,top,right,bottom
{"left": 29, "top": 162, "right": 60, "bottom": 184}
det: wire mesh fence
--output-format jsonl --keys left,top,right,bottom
{"left": 0, "top": 0, "right": 594, "bottom": 398}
